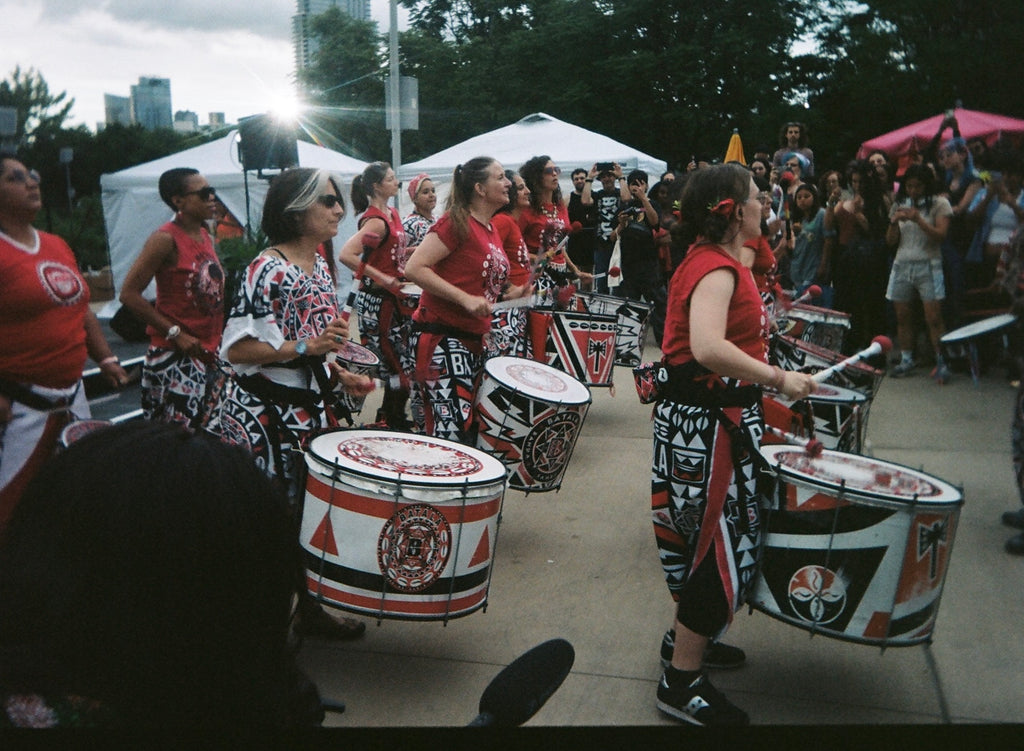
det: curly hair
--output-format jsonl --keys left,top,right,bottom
{"left": 519, "top": 155, "right": 563, "bottom": 214}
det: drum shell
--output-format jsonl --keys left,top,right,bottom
{"left": 753, "top": 447, "right": 962, "bottom": 646}
{"left": 301, "top": 430, "right": 506, "bottom": 621}
{"left": 575, "top": 293, "right": 653, "bottom": 368}
{"left": 330, "top": 341, "right": 380, "bottom": 415}
{"left": 539, "top": 310, "right": 618, "bottom": 387}
{"left": 782, "top": 304, "right": 851, "bottom": 353}
{"left": 778, "top": 384, "right": 869, "bottom": 454}
{"left": 473, "top": 357, "right": 591, "bottom": 493}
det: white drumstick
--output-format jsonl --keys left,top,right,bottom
{"left": 492, "top": 294, "right": 539, "bottom": 311}
{"left": 793, "top": 284, "right": 822, "bottom": 305}
{"left": 811, "top": 335, "right": 892, "bottom": 383}
{"left": 765, "top": 425, "right": 824, "bottom": 457}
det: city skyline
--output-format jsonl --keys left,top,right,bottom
{"left": 4, "top": 0, "right": 408, "bottom": 132}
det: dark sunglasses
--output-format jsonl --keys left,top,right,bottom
{"left": 543, "top": 166, "right": 562, "bottom": 176}
{"left": 183, "top": 186, "right": 217, "bottom": 200}
{"left": 317, "top": 194, "right": 343, "bottom": 208}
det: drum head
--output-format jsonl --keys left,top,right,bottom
{"left": 308, "top": 429, "right": 507, "bottom": 488}
{"left": 941, "top": 313, "right": 1016, "bottom": 345}
{"left": 331, "top": 340, "right": 379, "bottom": 366}
{"left": 802, "top": 383, "right": 868, "bottom": 404}
{"left": 760, "top": 445, "right": 962, "bottom": 506}
{"left": 484, "top": 356, "right": 591, "bottom": 405}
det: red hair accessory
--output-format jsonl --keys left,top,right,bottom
{"left": 407, "top": 173, "right": 430, "bottom": 201}
{"left": 707, "top": 198, "right": 735, "bottom": 216}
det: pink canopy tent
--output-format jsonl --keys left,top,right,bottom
{"left": 858, "top": 108, "right": 1024, "bottom": 172}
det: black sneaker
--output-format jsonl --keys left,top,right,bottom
{"left": 1002, "top": 509, "right": 1024, "bottom": 530}
{"left": 660, "top": 629, "right": 747, "bottom": 670}
{"left": 1006, "top": 532, "right": 1024, "bottom": 556}
{"left": 656, "top": 671, "right": 749, "bottom": 726}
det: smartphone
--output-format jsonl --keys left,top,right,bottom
{"left": 596, "top": 162, "right": 614, "bottom": 172}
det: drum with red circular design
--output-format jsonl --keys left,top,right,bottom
{"left": 473, "top": 356, "right": 591, "bottom": 493}
{"left": 300, "top": 429, "right": 507, "bottom": 621}
{"left": 754, "top": 445, "right": 962, "bottom": 647}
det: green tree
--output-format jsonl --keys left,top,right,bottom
{"left": 297, "top": 7, "right": 389, "bottom": 159}
{"left": 0, "top": 66, "right": 74, "bottom": 147}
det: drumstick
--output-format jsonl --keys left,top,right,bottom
{"left": 340, "top": 231, "right": 382, "bottom": 323}
{"left": 811, "top": 335, "right": 893, "bottom": 383}
{"left": 492, "top": 294, "right": 540, "bottom": 311}
{"left": 590, "top": 266, "right": 622, "bottom": 281}
{"left": 794, "top": 284, "right": 822, "bottom": 305}
{"left": 765, "top": 425, "right": 824, "bottom": 457}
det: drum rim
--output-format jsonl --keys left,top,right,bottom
{"left": 760, "top": 444, "right": 962, "bottom": 505}
{"left": 307, "top": 429, "right": 508, "bottom": 487}
{"left": 483, "top": 356, "right": 591, "bottom": 404}
{"left": 331, "top": 339, "right": 380, "bottom": 365}
{"left": 940, "top": 312, "right": 1017, "bottom": 344}
{"left": 801, "top": 384, "right": 869, "bottom": 403}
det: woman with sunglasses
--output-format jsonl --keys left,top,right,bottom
{"left": 518, "top": 156, "right": 592, "bottom": 300}
{"left": 339, "top": 161, "right": 412, "bottom": 430}
{"left": 205, "top": 168, "right": 373, "bottom": 640}
{"left": 0, "top": 154, "right": 128, "bottom": 533}
{"left": 120, "top": 168, "right": 225, "bottom": 428}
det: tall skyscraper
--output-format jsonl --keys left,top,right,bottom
{"left": 293, "top": 0, "right": 371, "bottom": 71}
{"left": 130, "top": 77, "right": 173, "bottom": 131}
{"left": 104, "top": 94, "right": 132, "bottom": 127}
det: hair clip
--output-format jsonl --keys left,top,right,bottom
{"left": 707, "top": 198, "right": 735, "bottom": 216}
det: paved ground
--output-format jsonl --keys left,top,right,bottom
{"left": 90, "top": 311, "right": 1023, "bottom": 729}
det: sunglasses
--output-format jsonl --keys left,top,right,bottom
{"left": 543, "top": 166, "right": 562, "bottom": 176}
{"left": 317, "top": 194, "right": 343, "bottom": 208}
{"left": 183, "top": 186, "right": 217, "bottom": 200}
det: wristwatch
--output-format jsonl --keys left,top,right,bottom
{"left": 166, "top": 325, "right": 181, "bottom": 340}
{"left": 295, "top": 339, "right": 308, "bottom": 356}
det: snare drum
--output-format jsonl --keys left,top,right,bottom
{"left": 940, "top": 312, "right": 1017, "bottom": 383}
{"left": 576, "top": 293, "right": 653, "bottom": 368}
{"left": 772, "top": 334, "right": 883, "bottom": 398}
{"left": 777, "top": 384, "right": 869, "bottom": 454}
{"left": 538, "top": 310, "right": 618, "bottom": 387}
{"left": 58, "top": 419, "right": 112, "bottom": 449}
{"left": 782, "top": 304, "right": 851, "bottom": 353}
{"left": 301, "top": 430, "right": 508, "bottom": 621}
{"left": 474, "top": 357, "right": 591, "bottom": 493}
{"left": 754, "top": 445, "right": 962, "bottom": 646}
{"left": 328, "top": 340, "right": 381, "bottom": 416}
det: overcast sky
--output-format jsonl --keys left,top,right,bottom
{"left": 3, "top": 0, "right": 409, "bottom": 129}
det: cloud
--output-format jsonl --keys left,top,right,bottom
{"left": 41, "top": 0, "right": 292, "bottom": 39}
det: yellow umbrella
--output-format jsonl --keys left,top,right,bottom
{"left": 724, "top": 129, "right": 746, "bottom": 165}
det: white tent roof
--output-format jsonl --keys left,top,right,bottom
{"left": 398, "top": 112, "right": 666, "bottom": 199}
{"left": 100, "top": 130, "right": 367, "bottom": 307}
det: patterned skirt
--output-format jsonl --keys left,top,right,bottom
{"left": 141, "top": 347, "right": 213, "bottom": 429}
{"left": 651, "top": 399, "right": 765, "bottom": 634}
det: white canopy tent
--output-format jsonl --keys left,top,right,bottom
{"left": 100, "top": 130, "right": 367, "bottom": 313}
{"left": 398, "top": 112, "right": 667, "bottom": 208}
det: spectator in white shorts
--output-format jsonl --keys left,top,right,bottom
{"left": 885, "top": 164, "right": 954, "bottom": 382}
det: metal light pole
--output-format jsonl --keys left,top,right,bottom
{"left": 388, "top": 0, "right": 401, "bottom": 212}
{"left": 59, "top": 147, "right": 74, "bottom": 213}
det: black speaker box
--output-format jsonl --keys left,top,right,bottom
{"left": 238, "top": 114, "right": 298, "bottom": 172}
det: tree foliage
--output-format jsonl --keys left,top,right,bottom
{"left": 0, "top": 66, "right": 75, "bottom": 146}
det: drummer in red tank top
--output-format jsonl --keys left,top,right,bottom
{"left": 121, "top": 168, "right": 225, "bottom": 428}
{"left": 339, "top": 161, "right": 412, "bottom": 429}
{"left": 652, "top": 164, "right": 816, "bottom": 727}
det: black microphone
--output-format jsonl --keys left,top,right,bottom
{"left": 467, "top": 638, "right": 575, "bottom": 727}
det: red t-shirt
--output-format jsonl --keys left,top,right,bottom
{"left": 359, "top": 205, "right": 409, "bottom": 277}
{"left": 492, "top": 212, "right": 531, "bottom": 286}
{"left": 517, "top": 202, "right": 570, "bottom": 267}
{"left": 413, "top": 213, "right": 510, "bottom": 336}
{"left": 0, "top": 229, "right": 90, "bottom": 388}
{"left": 149, "top": 221, "right": 224, "bottom": 350}
{"left": 662, "top": 243, "right": 770, "bottom": 368}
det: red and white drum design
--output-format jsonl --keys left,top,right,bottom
{"left": 327, "top": 340, "right": 380, "bottom": 416}
{"left": 778, "top": 383, "right": 869, "bottom": 454}
{"left": 781, "top": 303, "right": 851, "bottom": 353}
{"left": 772, "top": 334, "right": 883, "bottom": 399}
{"left": 753, "top": 445, "right": 962, "bottom": 647}
{"left": 539, "top": 310, "right": 618, "bottom": 387}
{"left": 575, "top": 292, "right": 654, "bottom": 368}
{"left": 474, "top": 356, "right": 591, "bottom": 493}
{"left": 301, "top": 430, "right": 507, "bottom": 621}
